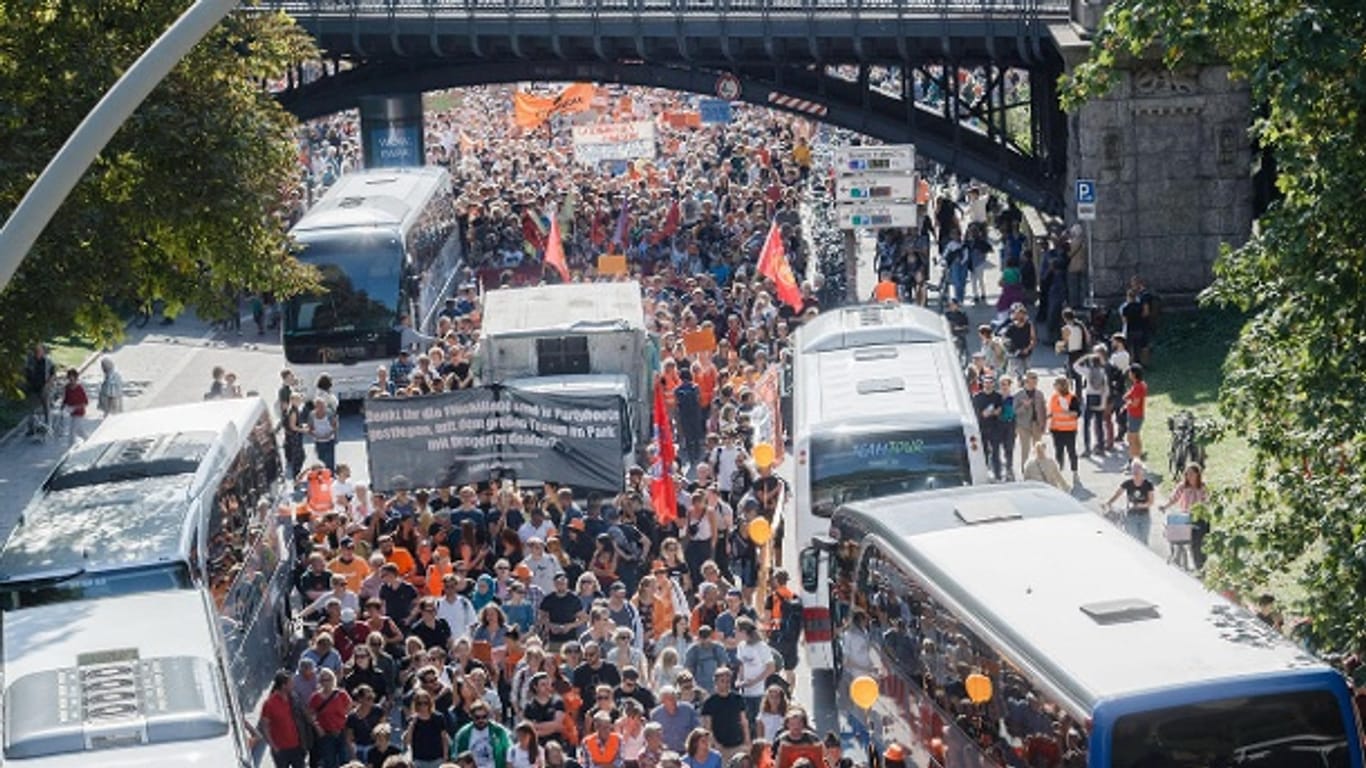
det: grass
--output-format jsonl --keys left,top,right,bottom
{"left": 1139, "top": 305, "right": 1250, "bottom": 490}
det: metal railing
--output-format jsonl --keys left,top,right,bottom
{"left": 254, "top": 0, "right": 1071, "bottom": 16}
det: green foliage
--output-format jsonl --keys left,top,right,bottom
{"left": 0, "top": 1, "right": 317, "bottom": 392}
{"left": 1065, "top": 0, "right": 1366, "bottom": 651}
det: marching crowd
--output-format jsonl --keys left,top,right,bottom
{"left": 263, "top": 86, "right": 828, "bottom": 768}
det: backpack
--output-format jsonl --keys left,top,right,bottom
{"left": 776, "top": 596, "right": 803, "bottom": 646}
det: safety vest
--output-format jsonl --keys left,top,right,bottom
{"left": 306, "top": 469, "right": 333, "bottom": 512}
{"left": 1048, "top": 393, "right": 1079, "bottom": 432}
{"left": 583, "top": 732, "right": 622, "bottom": 768}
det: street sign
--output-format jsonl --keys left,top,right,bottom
{"left": 836, "top": 202, "right": 919, "bottom": 230}
{"left": 1075, "top": 179, "right": 1097, "bottom": 205}
{"left": 835, "top": 174, "right": 919, "bottom": 203}
{"left": 833, "top": 145, "right": 915, "bottom": 175}
{"left": 699, "top": 99, "right": 733, "bottom": 124}
{"left": 715, "top": 73, "right": 741, "bottom": 101}
{"left": 1077, "top": 203, "right": 1097, "bottom": 221}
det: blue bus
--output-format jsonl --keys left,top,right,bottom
{"left": 804, "top": 484, "right": 1363, "bottom": 767}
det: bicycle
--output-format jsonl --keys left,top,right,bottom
{"left": 1167, "top": 410, "right": 1207, "bottom": 477}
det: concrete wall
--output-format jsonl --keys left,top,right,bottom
{"left": 1065, "top": 65, "right": 1253, "bottom": 301}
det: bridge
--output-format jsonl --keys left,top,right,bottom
{"left": 259, "top": 0, "right": 1074, "bottom": 212}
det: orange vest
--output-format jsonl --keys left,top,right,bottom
{"left": 873, "top": 281, "right": 899, "bottom": 303}
{"left": 583, "top": 732, "right": 622, "bottom": 767}
{"left": 1048, "top": 393, "right": 1079, "bottom": 432}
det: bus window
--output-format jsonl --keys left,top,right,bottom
{"left": 809, "top": 429, "right": 972, "bottom": 517}
{"left": 1111, "top": 689, "right": 1350, "bottom": 768}
{"left": 285, "top": 237, "right": 403, "bottom": 337}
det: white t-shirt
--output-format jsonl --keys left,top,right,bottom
{"left": 518, "top": 519, "right": 555, "bottom": 544}
{"left": 468, "top": 726, "right": 495, "bottom": 768}
{"left": 735, "top": 641, "right": 774, "bottom": 697}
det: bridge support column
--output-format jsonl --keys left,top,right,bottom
{"left": 359, "top": 93, "right": 426, "bottom": 169}
{"left": 1054, "top": 21, "right": 1253, "bottom": 302}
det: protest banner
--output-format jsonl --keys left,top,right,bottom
{"left": 682, "top": 328, "right": 716, "bottom": 355}
{"left": 572, "top": 121, "right": 656, "bottom": 165}
{"left": 365, "top": 387, "right": 626, "bottom": 492}
{"left": 597, "top": 253, "right": 628, "bottom": 275}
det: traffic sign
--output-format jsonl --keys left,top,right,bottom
{"left": 715, "top": 73, "right": 741, "bottom": 101}
{"left": 835, "top": 174, "right": 918, "bottom": 203}
{"left": 1075, "top": 179, "right": 1097, "bottom": 205}
{"left": 833, "top": 145, "right": 915, "bottom": 175}
{"left": 1077, "top": 203, "right": 1097, "bottom": 221}
{"left": 836, "top": 202, "right": 919, "bottom": 230}
{"left": 699, "top": 99, "right": 732, "bottom": 124}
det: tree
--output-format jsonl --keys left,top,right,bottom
{"left": 0, "top": 1, "right": 317, "bottom": 389}
{"left": 1065, "top": 1, "right": 1366, "bottom": 651}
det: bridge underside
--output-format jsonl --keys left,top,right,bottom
{"left": 270, "top": 10, "right": 1068, "bottom": 212}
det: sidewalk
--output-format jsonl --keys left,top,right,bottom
{"left": 846, "top": 228, "right": 1179, "bottom": 562}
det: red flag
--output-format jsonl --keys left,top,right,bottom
{"left": 651, "top": 200, "right": 681, "bottom": 245}
{"left": 757, "top": 219, "right": 803, "bottom": 312}
{"left": 589, "top": 212, "right": 606, "bottom": 246}
{"left": 544, "top": 211, "right": 570, "bottom": 282}
{"left": 650, "top": 379, "right": 677, "bottom": 525}
{"left": 521, "top": 210, "right": 547, "bottom": 254}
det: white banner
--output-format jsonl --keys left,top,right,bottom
{"left": 572, "top": 121, "right": 657, "bottom": 165}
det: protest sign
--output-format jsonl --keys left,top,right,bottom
{"left": 572, "top": 121, "right": 656, "bottom": 165}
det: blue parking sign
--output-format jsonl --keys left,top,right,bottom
{"left": 1075, "top": 179, "right": 1097, "bottom": 204}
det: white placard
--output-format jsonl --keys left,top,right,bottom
{"left": 836, "top": 202, "right": 920, "bottom": 230}
{"left": 572, "top": 121, "right": 657, "bottom": 165}
{"left": 835, "top": 173, "right": 919, "bottom": 203}
{"left": 833, "top": 144, "right": 916, "bottom": 175}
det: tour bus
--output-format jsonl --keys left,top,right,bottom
{"left": 0, "top": 398, "right": 293, "bottom": 766}
{"left": 284, "top": 166, "right": 462, "bottom": 400}
{"left": 791, "top": 302, "right": 988, "bottom": 671}
{"left": 803, "top": 484, "right": 1364, "bottom": 768}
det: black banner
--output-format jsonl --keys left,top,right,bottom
{"left": 365, "top": 387, "right": 625, "bottom": 493}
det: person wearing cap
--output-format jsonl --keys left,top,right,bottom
{"left": 882, "top": 742, "right": 908, "bottom": 768}
{"left": 389, "top": 348, "right": 415, "bottom": 389}
{"left": 328, "top": 536, "right": 371, "bottom": 593}
{"left": 501, "top": 575, "right": 537, "bottom": 634}
{"left": 454, "top": 699, "right": 511, "bottom": 768}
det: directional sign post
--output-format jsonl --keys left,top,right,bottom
{"left": 833, "top": 145, "right": 916, "bottom": 176}
{"left": 1075, "top": 179, "right": 1097, "bottom": 305}
{"left": 837, "top": 202, "right": 920, "bottom": 230}
{"left": 835, "top": 144, "right": 917, "bottom": 233}
{"left": 835, "top": 174, "right": 919, "bottom": 203}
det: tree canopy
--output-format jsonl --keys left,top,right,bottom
{"left": 1067, "top": 1, "right": 1366, "bottom": 651}
{"left": 0, "top": 1, "right": 317, "bottom": 389}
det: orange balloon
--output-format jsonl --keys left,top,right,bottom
{"left": 965, "top": 673, "right": 993, "bottom": 704}
{"left": 753, "top": 442, "right": 775, "bottom": 468}
{"left": 849, "top": 675, "right": 879, "bottom": 709}
{"left": 748, "top": 516, "right": 772, "bottom": 545}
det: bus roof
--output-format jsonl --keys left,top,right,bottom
{"left": 0, "top": 399, "right": 268, "bottom": 581}
{"left": 838, "top": 485, "right": 1326, "bottom": 713}
{"left": 796, "top": 303, "right": 947, "bottom": 354}
{"left": 2, "top": 590, "right": 234, "bottom": 764}
{"left": 801, "top": 341, "right": 970, "bottom": 429}
{"left": 291, "top": 167, "right": 449, "bottom": 237}
{"left": 480, "top": 282, "right": 645, "bottom": 337}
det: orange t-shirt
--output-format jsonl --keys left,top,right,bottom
{"left": 661, "top": 369, "right": 682, "bottom": 411}
{"left": 328, "top": 555, "right": 371, "bottom": 593}
{"left": 386, "top": 546, "right": 416, "bottom": 578}
{"left": 695, "top": 364, "right": 718, "bottom": 410}
{"left": 425, "top": 561, "right": 454, "bottom": 597}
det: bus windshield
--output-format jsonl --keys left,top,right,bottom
{"left": 1111, "top": 689, "right": 1350, "bottom": 768}
{"left": 285, "top": 235, "right": 403, "bottom": 338}
{"left": 0, "top": 563, "right": 194, "bottom": 612}
{"left": 810, "top": 428, "right": 971, "bottom": 516}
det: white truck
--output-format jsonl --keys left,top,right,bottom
{"left": 477, "top": 282, "right": 651, "bottom": 457}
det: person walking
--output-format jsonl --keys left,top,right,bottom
{"left": 1072, "top": 347, "right": 1110, "bottom": 459}
{"left": 970, "top": 376, "right": 1005, "bottom": 482}
{"left": 1046, "top": 376, "right": 1081, "bottom": 487}
{"left": 1123, "top": 365, "right": 1148, "bottom": 464}
{"left": 97, "top": 357, "right": 124, "bottom": 416}
{"left": 309, "top": 396, "right": 339, "bottom": 471}
{"left": 1105, "top": 461, "right": 1155, "bottom": 547}
{"left": 1013, "top": 371, "right": 1047, "bottom": 477}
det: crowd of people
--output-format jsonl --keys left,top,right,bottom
{"left": 260, "top": 86, "right": 834, "bottom": 768}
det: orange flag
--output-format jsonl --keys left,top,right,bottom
{"left": 553, "top": 82, "right": 596, "bottom": 115}
{"left": 514, "top": 91, "right": 555, "bottom": 129}
{"left": 544, "top": 211, "right": 570, "bottom": 282}
{"left": 757, "top": 219, "right": 803, "bottom": 311}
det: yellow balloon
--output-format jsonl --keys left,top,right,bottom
{"left": 965, "top": 673, "right": 993, "bottom": 704}
{"left": 752, "top": 442, "right": 775, "bottom": 468}
{"left": 748, "top": 516, "right": 772, "bottom": 545}
{"left": 849, "top": 675, "right": 879, "bottom": 709}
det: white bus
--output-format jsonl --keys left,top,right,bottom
{"left": 807, "top": 484, "right": 1364, "bottom": 768}
{"left": 284, "top": 166, "right": 462, "bottom": 400}
{"left": 0, "top": 398, "right": 293, "bottom": 766}
{"left": 791, "top": 303, "right": 988, "bottom": 670}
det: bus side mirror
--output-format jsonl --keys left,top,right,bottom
{"left": 798, "top": 546, "right": 820, "bottom": 593}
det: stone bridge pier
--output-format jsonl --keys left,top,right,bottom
{"left": 1054, "top": 1, "right": 1253, "bottom": 302}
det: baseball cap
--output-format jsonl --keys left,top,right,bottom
{"left": 339, "top": 537, "right": 354, "bottom": 547}
{"left": 610, "top": 581, "right": 627, "bottom": 593}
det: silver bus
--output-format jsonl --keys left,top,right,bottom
{"left": 0, "top": 397, "right": 293, "bottom": 766}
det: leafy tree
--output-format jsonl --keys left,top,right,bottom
{"left": 0, "top": 1, "right": 317, "bottom": 390}
{"left": 1065, "top": 1, "right": 1366, "bottom": 651}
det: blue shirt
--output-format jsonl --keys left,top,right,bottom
{"left": 685, "top": 751, "right": 722, "bottom": 768}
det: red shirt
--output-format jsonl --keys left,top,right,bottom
{"left": 310, "top": 687, "right": 352, "bottom": 735}
{"left": 1125, "top": 380, "right": 1148, "bottom": 418}
{"left": 260, "top": 692, "right": 301, "bottom": 751}
{"left": 63, "top": 382, "right": 88, "bottom": 418}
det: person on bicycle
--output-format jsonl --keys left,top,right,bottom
{"left": 1104, "top": 460, "right": 1155, "bottom": 546}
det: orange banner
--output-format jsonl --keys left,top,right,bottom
{"left": 663, "top": 111, "right": 702, "bottom": 129}
{"left": 683, "top": 328, "right": 717, "bottom": 355}
{"left": 513, "top": 83, "right": 596, "bottom": 129}
{"left": 597, "top": 253, "right": 628, "bottom": 275}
